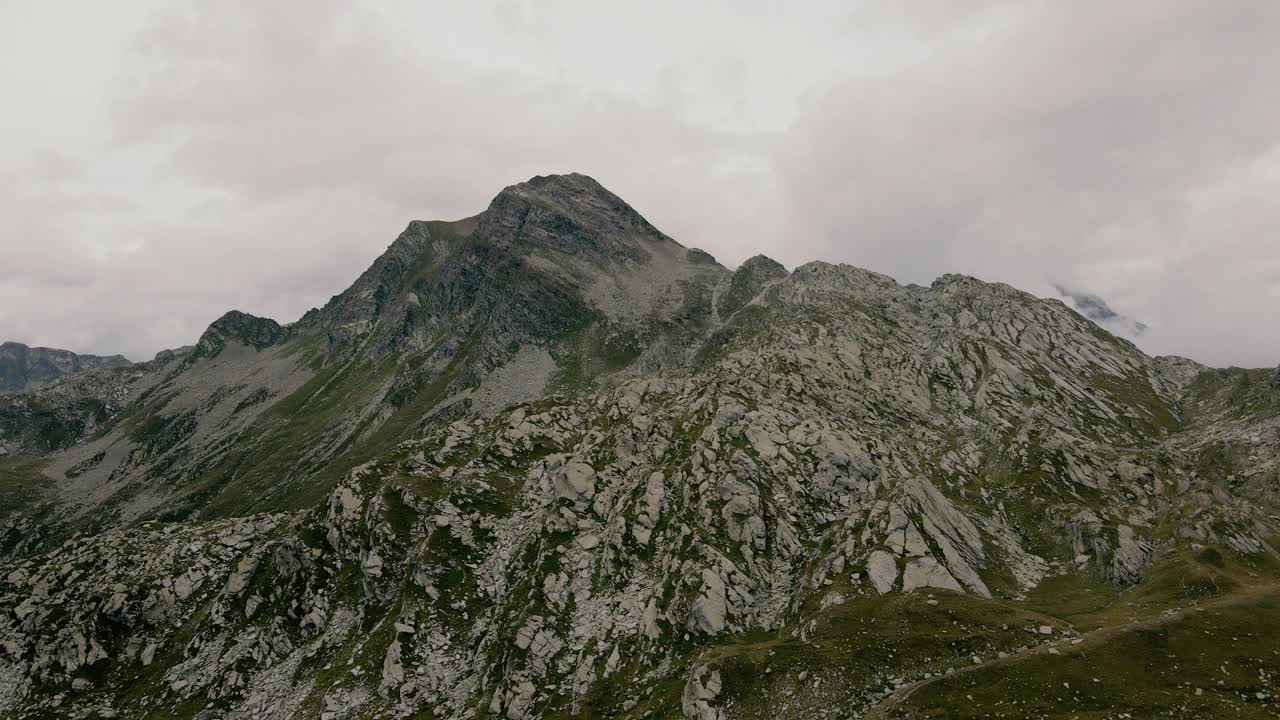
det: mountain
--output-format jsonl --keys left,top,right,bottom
{"left": 0, "top": 342, "right": 131, "bottom": 395}
{"left": 1052, "top": 284, "right": 1149, "bottom": 339}
{"left": 1, "top": 174, "right": 1278, "bottom": 719}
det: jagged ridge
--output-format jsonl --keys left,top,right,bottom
{"left": 0, "top": 174, "right": 1278, "bottom": 719}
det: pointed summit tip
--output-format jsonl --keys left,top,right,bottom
{"left": 482, "top": 172, "right": 682, "bottom": 257}
{"left": 495, "top": 172, "right": 615, "bottom": 205}
{"left": 488, "top": 172, "right": 643, "bottom": 224}
{"left": 521, "top": 172, "right": 605, "bottom": 190}
{"left": 737, "top": 254, "right": 788, "bottom": 276}
{"left": 717, "top": 254, "right": 789, "bottom": 317}
{"left": 193, "top": 310, "right": 287, "bottom": 359}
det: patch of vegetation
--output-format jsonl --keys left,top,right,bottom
{"left": 692, "top": 588, "right": 1069, "bottom": 720}
{"left": 0, "top": 454, "right": 50, "bottom": 521}
{"left": 1089, "top": 369, "right": 1182, "bottom": 438}
{"left": 895, "top": 584, "right": 1280, "bottom": 719}
{"left": 1186, "top": 367, "right": 1280, "bottom": 424}
{"left": 0, "top": 395, "right": 112, "bottom": 451}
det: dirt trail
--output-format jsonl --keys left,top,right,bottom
{"left": 860, "top": 583, "right": 1280, "bottom": 720}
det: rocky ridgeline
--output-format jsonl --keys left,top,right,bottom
{"left": 0, "top": 342, "right": 132, "bottom": 396}
{"left": 0, "top": 174, "right": 1278, "bottom": 719}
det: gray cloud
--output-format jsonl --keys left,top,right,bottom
{"left": 1, "top": 1, "right": 1277, "bottom": 367}
{"left": 776, "top": 0, "right": 1280, "bottom": 366}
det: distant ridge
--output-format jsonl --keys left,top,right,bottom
{"left": 0, "top": 341, "right": 131, "bottom": 394}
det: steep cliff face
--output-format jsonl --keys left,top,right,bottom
{"left": 0, "top": 175, "right": 1277, "bottom": 719}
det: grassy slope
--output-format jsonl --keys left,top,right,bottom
{"left": 164, "top": 221, "right": 483, "bottom": 519}
{"left": 871, "top": 546, "right": 1280, "bottom": 719}
{"left": 881, "top": 587, "right": 1280, "bottom": 719}
{"left": 0, "top": 454, "right": 49, "bottom": 521}
{"left": 588, "top": 546, "right": 1280, "bottom": 720}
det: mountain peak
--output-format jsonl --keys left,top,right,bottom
{"left": 483, "top": 173, "right": 676, "bottom": 262}
{"left": 1053, "top": 284, "right": 1148, "bottom": 338}
{"left": 717, "top": 254, "right": 789, "bottom": 317}
{"left": 491, "top": 173, "right": 624, "bottom": 220}
{"left": 496, "top": 172, "right": 610, "bottom": 202}
{"left": 5, "top": 170, "right": 1280, "bottom": 720}
{"left": 192, "top": 310, "right": 287, "bottom": 359}
{"left": 737, "top": 254, "right": 787, "bottom": 275}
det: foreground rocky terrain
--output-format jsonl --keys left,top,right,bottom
{"left": 1, "top": 174, "right": 1277, "bottom": 719}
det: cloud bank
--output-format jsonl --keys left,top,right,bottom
{"left": 1, "top": 0, "right": 1277, "bottom": 367}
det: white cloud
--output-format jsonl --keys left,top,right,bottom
{"left": 0, "top": 0, "right": 1277, "bottom": 367}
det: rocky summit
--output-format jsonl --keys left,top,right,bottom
{"left": 1, "top": 174, "right": 1278, "bottom": 720}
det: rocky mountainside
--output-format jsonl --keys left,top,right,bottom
{"left": 0, "top": 342, "right": 132, "bottom": 395}
{"left": 1, "top": 174, "right": 1278, "bottom": 720}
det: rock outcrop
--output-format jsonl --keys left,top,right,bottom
{"left": 192, "top": 311, "right": 289, "bottom": 358}
{"left": 0, "top": 173, "right": 1277, "bottom": 719}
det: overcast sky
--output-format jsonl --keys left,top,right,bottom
{"left": 2, "top": 1, "right": 1278, "bottom": 368}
